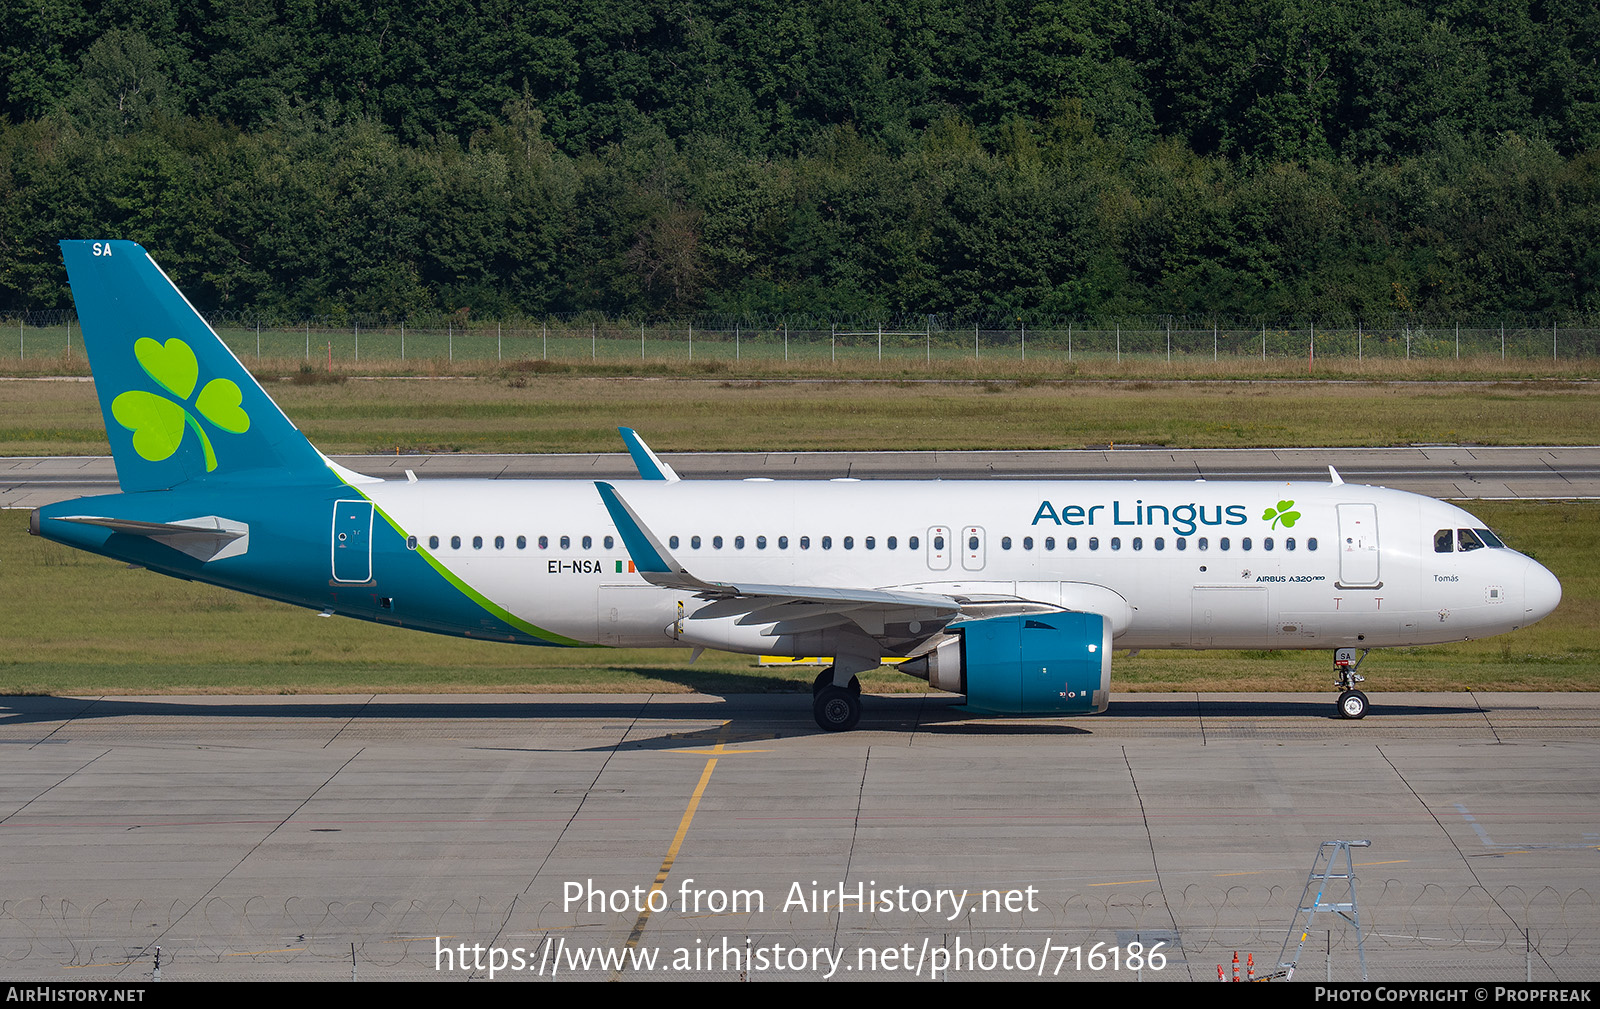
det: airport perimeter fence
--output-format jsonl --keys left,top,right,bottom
{"left": 5, "top": 311, "right": 1600, "bottom": 369}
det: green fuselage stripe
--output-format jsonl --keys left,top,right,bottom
{"left": 349, "top": 479, "right": 589, "bottom": 648}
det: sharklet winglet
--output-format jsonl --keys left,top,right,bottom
{"left": 619, "top": 428, "right": 681, "bottom": 481}
{"left": 594, "top": 482, "right": 962, "bottom": 614}
{"left": 594, "top": 481, "right": 713, "bottom": 590}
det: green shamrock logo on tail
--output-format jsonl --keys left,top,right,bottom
{"left": 1263, "top": 499, "right": 1301, "bottom": 529}
{"left": 112, "top": 338, "right": 250, "bottom": 471}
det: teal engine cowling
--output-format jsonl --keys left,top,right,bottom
{"left": 900, "top": 613, "right": 1112, "bottom": 715}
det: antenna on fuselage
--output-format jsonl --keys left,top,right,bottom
{"left": 1328, "top": 465, "right": 1344, "bottom": 486}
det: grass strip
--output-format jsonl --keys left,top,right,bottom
{"left": 4, "top": 375, "right": 1600, "bottom": 456}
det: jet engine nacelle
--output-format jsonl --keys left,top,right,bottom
{"left": 902, "top": 612, "right": 1112, "bottom": 715}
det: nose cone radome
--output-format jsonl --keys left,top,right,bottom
{"left": 1524, "top": 558, "right": 1562, "bottom": 625}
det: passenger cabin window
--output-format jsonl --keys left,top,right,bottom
{"left": 407, "top": 535, "right": 418, "bottom": 550}
{"left": 582, "top": 535, "right": 592, "bottom": 549}
{"left": 1046, "top": 537, "right": 1056, "bottom": 551}
{"left": 429, "top": 535, "right": 440, "bottom": 549}
{"left": 757, "top": 536, "right": 767, "bottom": 549}
{"left": 734, "top": 535, "right": 744, "bottom": 549}
{"left": 560, "top": 535, "right": 570, "bottom": 549}
{"left": 865, "top": 536, "right": 875, "bottom": 550}
{"left": 1088, "top": 537, "right": 1099, "bottom": 550}
{"left": 473, "top": 535, "right": 483, "bottom": 549}
{"left": 843, "top": 536, "right": 853, "bottom": 549}
{"left": 670, "top": 535, "right": 680, "bottom": 549}
{"left": 822, "top": 536, "right": 832, "bottom": 550}
{"left": 909, "top": 536, "right": 919, "bottom": 550}
{"left": 604, "top": 535, "right": 614, "bottom": 549}
{"left": 494, "top": 535, "right": 504, "bottom": 549}
{"left": 800, "top": 536, "right": 810, "bottom": 550}
{"left": 692, "top": 536, "right": 701, "bottom": 549}
{"left": 451, "top": 535, "right": 462, "bottom": 549}
{"left": 1307, "top": 537, "right": 1317, "bottom": 551}
{"left": 887, "top": 536, "right": 896, "bottom": 550}
{"left": 1001, "top": 536, "right": 1012, "bottom": 550}
{"left": 517, "top": 535, "right": 526, "bottom": 549}
{"left": 778, "top": 536, "right": 789, "bottom": 549}
{"left": 538, "top": 535, "right": 548, "bottom": 549}
{"left": 713, "top": 536, "right": 723, "bottom": 549}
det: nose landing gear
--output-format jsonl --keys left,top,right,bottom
{"left": 1334, "top": 648, "right": 1370, "bottom": 719}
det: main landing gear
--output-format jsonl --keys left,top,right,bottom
{"left": 812, "top": 667, "right": 862, "bottom": 732}
{"left": 1334, "top": 648, "right": 1370, "bottom": 720}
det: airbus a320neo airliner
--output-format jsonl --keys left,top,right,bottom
{"left": 32, "top": 241, "right": 1563, "bottom": 730}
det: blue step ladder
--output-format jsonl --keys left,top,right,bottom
{"left": 1275, "top": 839, "right": 1370, "bottom": 981}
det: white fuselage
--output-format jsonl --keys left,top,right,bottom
{"left": 366, "top": 478, "right": 1560, "bottom": 655}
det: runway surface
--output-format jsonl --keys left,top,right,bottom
{"left": 4, "top": 445, "right": 1600, "bottom": 509}
{"left": 2, "top": 691, "right": 1597, "bottom": 982}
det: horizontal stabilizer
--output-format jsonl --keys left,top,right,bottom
{"left": 56, "top": 514, "right": 249, "bottom": 562}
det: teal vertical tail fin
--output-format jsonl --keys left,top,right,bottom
{"left": 61, "top": 240, "right": 330, "bottom": 492}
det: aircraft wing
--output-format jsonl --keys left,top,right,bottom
{"left": 594, "top": 481, "right": 962, "bottom": 637}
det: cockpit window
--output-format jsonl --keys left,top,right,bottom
{"left": 1434, "top": 529, "right": 1454, "bottom": 553}
{"left": 1476, "top": 527, "right": 1505, "bottom": 549}
{"left": 1457, "top": 528, "right": 1486, "bottom": 552}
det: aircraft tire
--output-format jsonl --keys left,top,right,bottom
{"left": 813, "top": 685, "right": 861, "bottom": 732}
{"left": 811, "top": 669, "right": 861, "bottom": 695}
{"left": 1337, "top": 689, "right": 1369, "bottom": 720}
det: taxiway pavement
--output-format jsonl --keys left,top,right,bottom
{"left": 3, "top": 445, "right": 1599, "bottom": 510}
{"left": 1, "top": 691, "right": 1596, "bottom": 982}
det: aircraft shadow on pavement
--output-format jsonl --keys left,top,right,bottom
{"left": 0, "top": 692, "right": 1496, "bottom": 745}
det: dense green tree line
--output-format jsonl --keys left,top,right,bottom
{"left": 0, "top": 1, "right": 1596, "bottom": 320}
{"left": 6, "top": 0, "right": 1596, "bottom": 158}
